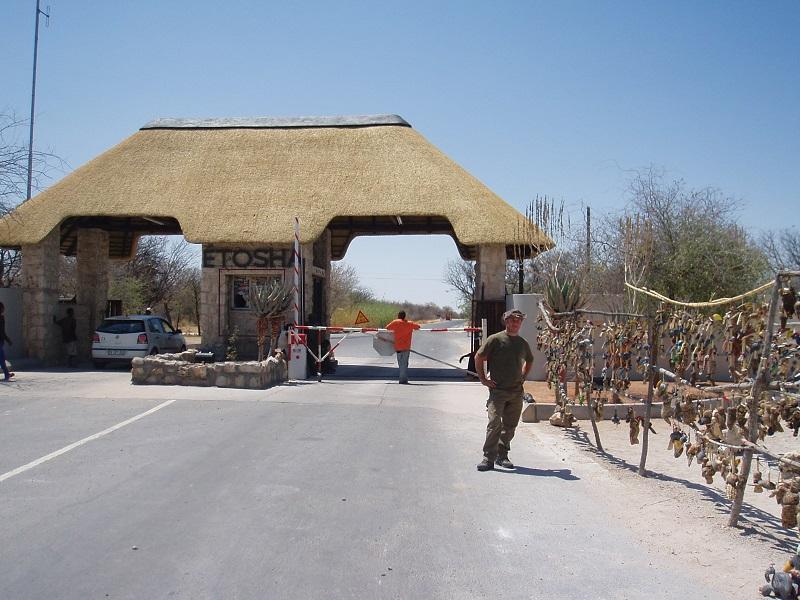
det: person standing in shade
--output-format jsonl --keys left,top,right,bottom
{"left": 0, "top": 302, "right": 14, "bottom": 381}
{"left": 386, "top": 310, "right": 421, "bottom": 384}
{"left": 54, "top": 307, "right": 78, "bottom": 367}
{"left": 475, "top": 309, "right": 533, "bottom": 471}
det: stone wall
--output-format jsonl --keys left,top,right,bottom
{"left": 131, "top": 349, "right": 288, "bottom": 389}
{"left": 199, "top": 237, "right": 332, "bottom": 355}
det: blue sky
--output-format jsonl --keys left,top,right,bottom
{"left": 2, "top": 1, "right": 798, "bottom": 306}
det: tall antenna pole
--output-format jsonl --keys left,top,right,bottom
{"left": 27, "top": 0, "right": 50, "bottom": 201}
{"left": 585, "top": 205, "right": 591, "bottom": 274}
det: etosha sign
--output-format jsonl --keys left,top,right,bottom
{"left": 202, "top": 247, "right": 294, "bottom": 269}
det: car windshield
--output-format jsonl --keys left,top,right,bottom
{"left": 96, "top": 320, "right": 146, "bottom": 334}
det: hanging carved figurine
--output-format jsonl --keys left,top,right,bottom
{"left": 780, "top": 453, "right": 800, "bottom": 480}
{"left": 701, "top": 457, "right": 715, "bottom": 484}
{"left": 686, "top": 441, "right": 701, "bottom": 466}
{"left": 781, "top": 479, "right": 800, "bottom": 529}
{"left": 658, "top": 383, "right": 673, "bottom": 423}
{"left": 753, "top": 458, "right": 764, "bottom": 494}
{"left": 626, "top": 408, "right": 640, "bottom": 445}
{"left": 678, "top": 393, "right": 697, "bottom": 425}
{"left": 667, "top": 427, "right": 686, "bottom": 458}
{"left": 781, "top": 285, "right": 797, "bottom": 331}
{"left": 725, "top": 472, "right": 739, "bottom": 500}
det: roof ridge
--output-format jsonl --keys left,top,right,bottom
{"left": 141, "top": 114, "right": 411, "bottom": 130}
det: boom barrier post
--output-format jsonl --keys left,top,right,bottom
{"left": 292, "top": 217, "right": 301, "bottom": 329}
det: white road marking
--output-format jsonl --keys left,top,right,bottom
{"left": 0, "top": 399, "right": 177, "bottom": 483}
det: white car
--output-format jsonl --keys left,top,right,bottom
{"left": 92, "top": 315, "right": 187, "bottom": 368}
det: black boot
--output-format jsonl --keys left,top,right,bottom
{"left": 476, "top": 458, "right": 494, "bottom": 472}
{"left": 495, "top": 456, "right": 515, "bottom": 469}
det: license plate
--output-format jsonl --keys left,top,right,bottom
{"left": 108, "top": 350, "right": 126, "bottom": 356}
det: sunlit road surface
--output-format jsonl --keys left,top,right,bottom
{"left": 327, "top": 319, "right": 473, "bottom": 381}
{"left": 0, "top": 324, "right": 726, "bottom": 599}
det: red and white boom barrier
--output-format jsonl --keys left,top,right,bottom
{"left": 294, "top": 325, "right": 481, "bottom": 333}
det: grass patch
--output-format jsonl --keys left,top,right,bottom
{"left": 331, "top": 301, "right": 401, "bottom": 328}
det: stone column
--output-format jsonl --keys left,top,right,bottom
{"left": 21, "top": 228, "right": 60, "bottom": 363}
{"left": 76, "top": 229, "right": 109, "bottom": 358}
{"left": 200, "top": 252, "right": 222, "bottom": 349}
{"left": 474, "top": 244, "right": 507, "bottom": 301}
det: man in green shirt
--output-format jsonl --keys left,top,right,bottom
{"left": 474, "top": 309, "right": 534, "bottom": 471}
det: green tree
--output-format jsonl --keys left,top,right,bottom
{"left": 111, "top": 236, "right": 196, "bottom": 321}
{"left": 329, "top": 262, "right": 374, "bottom": 313}
{"left": 617, "top": 169, "right": 768, "bottom": 301}
{"left": 171, "top": 268, "right": 201, "bottom": 333}
{"left": 109, "top": 275, "right": 146, "bottom": 314}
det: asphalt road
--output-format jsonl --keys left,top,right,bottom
{"left": 327, "top": 319, "right": 474, "bottom": 381}
{"left": 0, "top": 324, "right": 727, "bottom": 599}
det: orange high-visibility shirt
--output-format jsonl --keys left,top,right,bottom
{"left": 385, "top": 319, "right": 421, "bottom": 351}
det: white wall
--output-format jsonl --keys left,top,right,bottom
{"left": 507, "top": 294, "right": 546, "bottom": 380}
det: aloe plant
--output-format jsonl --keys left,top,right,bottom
{"left": 544, "top": 274, "right": 586, "bottom": 315}
{"left": 248, "top": 280, "right": 293, "bottom": 361}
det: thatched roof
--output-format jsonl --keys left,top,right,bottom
{"left": 0, "top": 115, "right": 553, "bottom": 260}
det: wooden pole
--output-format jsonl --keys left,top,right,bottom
{"left": 728, "top": 273, "right": 781, "bottom": 527}
{"left": 587, "top": 383, "right": 604, "bottom": 452}
{"left": 585, "top": 332, "right": 603, "bottom": 451}
{"left": 639, "top": 319, "right": 660, "bottom": 476}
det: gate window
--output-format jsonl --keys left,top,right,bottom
{"left": 231, "top": 275, "right": 282, "bottom": 311}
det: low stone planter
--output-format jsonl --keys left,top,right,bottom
{"left": 131, "top": 349, "right": 287, "bottom": 389}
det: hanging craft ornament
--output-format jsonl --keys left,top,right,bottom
{"left": 753, "top": 457, "right": 764, "bottom": 494}
{"left": 626, "top": 408, "right": 640, "bottom": 445}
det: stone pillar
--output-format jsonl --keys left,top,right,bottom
{"left": 474, "top": 244, "right": 507, "bottom": 301}
{"left": 76, "top": 229, "right": 109, "bottom": 358}
{"left": 200, "top": 253, "right": 222, "bottom": 349}
{"left": 21, "top": 228, "right": 60, "bottom": 363}
{"left": 321, "top": 229, "right": 332, "bottom": 326}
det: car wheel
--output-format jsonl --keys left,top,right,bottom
{"left": 92, "top": 360, "right": 107, "bottom": 369}
{"left": 149, "top": 347, "right": 159, "bottom": 355}
{"left": 179, "top": 345, "right": 187, "bottom": 352}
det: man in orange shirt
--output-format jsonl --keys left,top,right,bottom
{"left": 386, "top": 310, "right": 421, "bottom": 384}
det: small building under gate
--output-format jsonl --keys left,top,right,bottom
{"left": 0, "top": 114, "right": 553, "bottom": 362}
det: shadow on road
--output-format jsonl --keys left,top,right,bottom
{"left": 6, "top": 363, "right": 128, "bottom": 374}
{"left": 564, "top": 427, "right": 797, "bottom": 553}
{"left": 502, "top": 466, "right": 580, "bottom": 480}
{"left": 329, "top": 364, "right": 473, "bottom": 381}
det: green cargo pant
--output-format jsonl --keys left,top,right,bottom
{"left": 482, "top": 386, "right": 524, "bottom": 461}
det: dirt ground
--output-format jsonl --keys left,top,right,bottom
{"left": 522, "top": 379, "right": 723, "bottom": 404}
{"left": 523, "top": 379, "right": 654, "bottom": 403}
{"left": 526, "top": 416, "right": 800, "bottom": 599}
